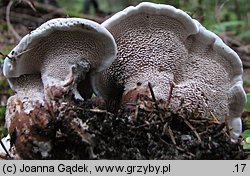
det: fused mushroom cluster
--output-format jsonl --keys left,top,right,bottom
{"left": 1, "top": 3, "right": 247, "bottom": 159}
{"left": 92, "top": 2, "right": 246, "bottom": 140}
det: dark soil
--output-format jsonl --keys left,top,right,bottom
{"left": 49, "top": 97, "right": 246, "bottom": 160}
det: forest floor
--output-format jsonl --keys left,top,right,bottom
{"left": 0, "top": 1, "right": 250, "bottom": 160}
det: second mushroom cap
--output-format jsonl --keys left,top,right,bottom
{"left": 92, "top": 2, "right": 246, "bottom": 141}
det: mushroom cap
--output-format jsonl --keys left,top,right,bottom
{"left": 2, "top": 18, "right": 117, "bottom": 158}
{"left": 3, "top": 18, "right": 117, "bottom": 99}
{"left": 92, "top": 2, "right": 246, "bottom": 140}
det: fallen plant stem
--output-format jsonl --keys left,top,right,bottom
{"left": 159, "top": 137, "right": 196, "bottom": 158}
{"left": 0, "top": 140, "right": 11, "bottom": 159}
{"left": 148, "top": 82, "right": 164, "bottom": 121}
{"left": 134, "top": 105, "right": 139, "bottom": 119}
{"left": 189, "top": 119, "right": 208, "bottom": 124}
{"left": 210, "top": 112, "right": 230, "bottom": 139}
{"left": 0, "top": 52, "right": 12, "bottom": 60}
{"left": 6, "top": 0, "right": 21, "bottom": 41}
{"left": 210, "top": 111, "right": 221, "bottom": 124}
{"left": 166, "top": 82, "right": 175, "bottom": 107}
{"left": 131, "top": 120, "right": 162, "bottom": 129}
{"left": 148, "top": 82, "right": 159, "bottom": 111}
{"left": 179, "top": 115, "right": 202, "bottom": 143}
{"left": 175, "top": 146, "right": 196, "bottom": 157}
{"left": 167, "top": 125, "right": 176, "bottom": 145}
{"left": 88, "top": 108, "right": 113, "bottom": 116}
{"left": 224, "top": 117, "right": 231, "bottom": 139}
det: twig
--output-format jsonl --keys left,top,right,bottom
{"left": 21, "top": 0, "right": 45, "bottom": 21}
{"left": 0, "top": 52, "right": 4, "bottom": 59}
{"left": 210, "top": 112, "right": 230, "bottom": 139}
{"left": 148, "top": 112, "right": 158, "bottom": 121}
{"left": 189, "top": 119, "right": 208, "bottom": 124}
{"left": 88, "top": 108, "right": 113, "bottom": 116}
{"left": 166, "top": 82, "right": 175, "bottom": 107}
{"left": 175, "top": 146, "right": 196, "bottom": 157}
{"left": 124, "top": 102, "right": 137, "bottom": 107}
{"left": 148, "top": 82, "right": 164, "bottom": 121}
{"left": 148, "top": 82, "right": 159, "bottom": 111}
{"left": 6, "top": 0, "right": 21, "bottom": 41}
{"left": 131, "top": 122, "right": 150, "bottom": 129}
{"left": 131, "top": 120, "right": 162, "bottom": 129}
{"left": 134, "top": 104, "right": 139, "bottom": 120}
{"left": 159, "top": 137, "right": 169, "bottom": 146}
{"left": 0, "top": 52, "right": 13, "bottom": 61}
{"left": 159, "top": 138, "right": 196, "bottom": 158}
{"left": 22, "top": 0, "right": 38, "bottom": 13}
{"left": 224, "top": 117, "right": 231, "bottom": 139}
{"left": 210, "top": 111, "right": 221, "bottom": 124}
{"left": 0, "top": 139, "right": 11, "bottom": 159}
{"left": 167, "top": 124, "right": 176, "bottom": 145}
{"left": 208, "top": 136, "right": 212, "bottom": 149}
{"left": 45, "top": 101, "right": 56, "bottom": 119}
{"left": 179, "top": 115, "right": 202, "bottom": 143}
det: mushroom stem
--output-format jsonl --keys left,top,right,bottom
{"left": 42, "top": 58, "right": 91, "bottom": 100}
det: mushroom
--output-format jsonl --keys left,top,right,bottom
{"left": 3, "top": 18, "right": 117, "bottom": 158}
{"left": 92, "top": 2, "right": 246, "bottom": 141}
{"left": 3, "top": 17, "right": 117, "bottom": 100}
